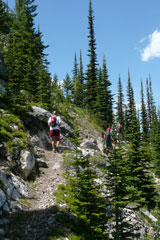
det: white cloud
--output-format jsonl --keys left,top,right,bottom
{"left": 141, "top": 30, "right": 160, "bottom": 61}
{"left": 139, "top": 37, "right": 146, "bottom": 43}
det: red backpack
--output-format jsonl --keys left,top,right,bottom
{"left": 51, "top": 116, "right": 57, "bottom": 127}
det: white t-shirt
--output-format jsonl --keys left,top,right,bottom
{"left": 48, "top": 115, "right": 61, "bottom": 130}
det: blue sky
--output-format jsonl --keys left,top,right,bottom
{"left": 6, "top": 0, "right": 160, "bottom": 106}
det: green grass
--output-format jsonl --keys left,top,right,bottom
{"left": 0, "top": 110, "right": 29, "bottom": 154}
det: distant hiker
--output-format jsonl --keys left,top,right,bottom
{"left": 116, "top": 122, "right": 123, "bottom": 140}
{"left": 48, "top": 110, "right": 61, "bottom": 153}
{"left": 104, "top": 127, "right": 114, "bottom": 152}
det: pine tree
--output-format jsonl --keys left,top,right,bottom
{"left": 146, "top": 76, "right": 156, "bottom": 130}
{"left": 86, "top": 0, "right": 98, "bottom": 113}
{"left": 125, "top": 70, "right": 136, "bottom": 138}
{"left": 72, "top": 51, "right": 85, "bottom": 107}
{"left": 95, "top": 56, "right": 113, "bottom": 128}
{"left": 116, "top": 74, "right": 124, "bottom": 127}
{"left": 127, "top": 112, "right": 157, "bottom": 210}
{"left": 36, "top": 58, "right": 51, "bottom": 110}
{"left": 72, "top": 52, "right": 78, "bottom": 83}
{"left": 140, "top": 80, "right": 149, "bottom": 142}
{"left": 65, "top": 152, "right": 109, "bottom": 239}
{"left": 102, "top": 55, "right": 113, "bottom": 125}
{"left": 149, "top": 75, "right": 156, "bottom": 121}
{"left": 78, "top": 50, "right": 85, "bottom": 107}
{"left": 4, "top": 0, "right": 50, "bottom": 106}
{"left": 105, "top": 146, "right": 141, "bottom": 239}
{"left": 73, "top": 75, "right": 83, "bottom": 106}
{"left": 50, "top": 74, "right": 64, "bottom": 109}
{"left": 63, "top": 73, "right": 72, "bottom": 102}
{"left": 150, "top": 114, "right": 160, "bottom": 177}
{"left": 0, "top": 0, "right": 11, "bottom": 35}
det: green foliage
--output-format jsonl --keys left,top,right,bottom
{"left": 0, "top": 111, "right": 28, "bottom": 153}
{"left": 116, "top": 75, "right": 124, "bottom": 127}
{"left": 85, "top": 0, "right": 98, "bottom": 113}
{"left": 4, "top": 0, "right": 51, "bottom": 108}
{"left": 105, "top": 146, "right": 141, "bottom": 239}
{"left": 140, "top": 81, "right": 149, "bottom": 142}
{"left": 54, "top": 151, "right": 109, "bottom": 239}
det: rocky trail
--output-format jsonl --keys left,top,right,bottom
{"left": 6, "top": 149, "right": 66, "bottom": 240}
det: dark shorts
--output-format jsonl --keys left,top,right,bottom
{"left": 50, "top": 129, "right": 60, "bottom": 137}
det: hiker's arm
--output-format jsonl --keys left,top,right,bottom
{"left": 48, "top": 119, "right": 51, "bottom": 127}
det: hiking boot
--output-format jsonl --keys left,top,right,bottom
{"left": 53, "top": 148, "right": 56, "bottom": 153}
{"left": 56, "top": 146, "right": 59, "bottom": 153}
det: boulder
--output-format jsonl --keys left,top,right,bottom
{"left": 20, "top": 150, "right": 36, "bottom": 178}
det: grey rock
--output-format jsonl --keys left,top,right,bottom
{"left": 0, "top": 189, "right": 6, "bottom": 208}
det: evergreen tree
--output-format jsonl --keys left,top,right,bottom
{"left": 105, "top": 146, "right": 141, "bottom": 239}
{"left": 0, "top": 0, "right": 12, "bottom": 46}
{"left": 140, "top": 80, "right": 149, "bottom": 142}
{"left": 4, "top": 0, "right": 50, "bottom": 105}
{"left": 72, "top": 52, "right": 78, "bottom": 83}
{"left": 146, "top": 75, "right": 156, "bottom": 129}
{"left": 127, "top": 112, "right": 157, "bottom": 210}
{"left": 36, "top": 58, "right": 51, "bottom": 109}
{"left": 125, "top": 70, "right": 136, "bottom": 138}
{"left": 72, "top": 51, "right": 85, "bottom": 107}
{"left": 63, "top": 73, "right": 72, "bottom": 102}
{"left": 65, "top": 152, "right": 109, "bottom": 239}
{"left": 95, "top": 56, "right": 113, "bottom": 128}
{"left": 116, "top": 74, "right": 124, "bottom": 127}
{"left": 50, "top": 74, "right": 64, "bottom": 109}
{"left": 102, "top": 55, "right": 113, "bottom": 125}
{"left": 78, "top": 50, "right": 85, "bottom": 107}
{"left": 149, "top": 75, "right": 156, "bottom": 121}
{"left": 73, "top": 75, "right": 83, "bottom": 106}
{"left": 86, "top": 0, "right": 98, "bottom": 113}
{"left": 150, "top": 114, "right": 160, "bottom": 177}
{"left": 95, "top": 67, "right": 103, "bottom": 121}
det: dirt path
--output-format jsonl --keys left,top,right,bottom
{"left": 30, "top": 150, "right": 65, "bottom": 210}
{"left": 8, "top": 150, "right": 66, "bottom": 240}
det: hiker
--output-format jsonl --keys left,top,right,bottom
{"left": 104, "top": 127, "right": 114, "bottom": 152}
{"left": 48, "top": 110, "right": 61, "bottom": 153}
{"left": 116, "top": 122, "right": 123, "bottom": 140}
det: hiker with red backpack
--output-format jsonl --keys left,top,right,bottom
{"left": 48, "top": 110, "right": 61, "bottom": 153}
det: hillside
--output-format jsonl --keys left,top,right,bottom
{"left": 0, "top": 105, "right": 160, "bottom": 240}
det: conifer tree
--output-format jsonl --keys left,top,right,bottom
{"left": 150, "top": 114, "right": 160, "bottom": 177}
{"left": 36, "top": 58, "right": 51, "bottom": 109}
{"left": 105, "top": 146, "right": 141, "bottom": 239}
{"left": 127, "top": 111, "right": 157, "bottom": 210}
{"left": 95, "top": 56, "right": 113, "bottom": 128}
{"left": 146, "top": 75, "right": 156, "bottom": 130}
{"left": 95, "top": 67, "right": 103, "bottom": 121}
{"left": 50, "top": 74, "right": 64, "bottom": 109}
{"left": 116, "top": 75, "right": 124, "bottom": 127}
{"left": 102, "top": 55, "right": 113, "bottom": 125}
{"left": 72, "top": 52, "right": 78, "bottom": 83}
{"left": 73, "top": 75, "right": 83, "bottom": 106}
{"left": 148, "top": 75, "right": 156, "bottom": 121}
{"left": 78, "top": 50, "right": 85, "bottom": 107}
{"left": 4, "top": 0, "right": 50, "bottom": 106}
{"left": 0, "top": 0, "right": 11, "bottom": 36}
{"left": 140, "top": 80, "right": 148, "bottom": 142}
{"left": 63, "top": 73, "right": 72, "bottom": 102}
{"left": 86, "top": 0, "right": 98, "bottom": 113}
{"left": 72, "top": 51, "right": 85, "bottom": 107}
{"left": 65, "top": 152, "right": 109, "bottom": 239}
{"left": 125, "top": 70, "right": 136, "bottom": 138}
